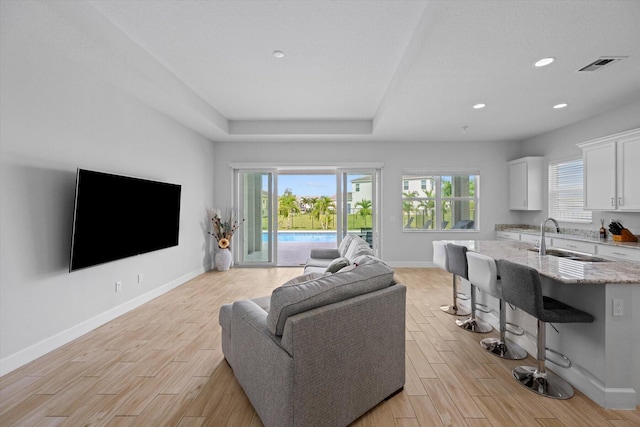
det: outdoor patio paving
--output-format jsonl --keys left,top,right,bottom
{"left": 278, "top": 241, "right": 336, "bottom": 266}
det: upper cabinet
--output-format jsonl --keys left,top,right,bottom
{"left": 578, "top": 128, "right": 640, "bottom": 211}
{"left": 508, "top": 156, "right": 543, "bottom": 210}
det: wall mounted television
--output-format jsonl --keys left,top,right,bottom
{"left": 69, "top": 169, "right": 181, "bottom": 272}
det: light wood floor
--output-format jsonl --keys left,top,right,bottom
{"left": 1, "top": 267, "right": 639, "bottom": 426}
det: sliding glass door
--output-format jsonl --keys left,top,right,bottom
{"left": 234, "top": 166, "right": 381, "bottom": 267}
{"left": 236, "top": 170, "right": 276, "bottom": 267}
{"left": 338, "top": 169, "right": 378, "bottom": 252}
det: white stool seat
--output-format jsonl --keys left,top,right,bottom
{"left": 456, "top": 251, "right": 493, "bottom": 333}
{"left": 467, "top": 252, "right": 527, "bottom": 359}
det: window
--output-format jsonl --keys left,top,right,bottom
{"left": 402, "top": 171, "right": 479, "bottom": 231}
{"left": 355, "top": 183, "right": 360, "bottom": 192}
{"left": 548, "top": 159, "right": 592, "bottom": 223}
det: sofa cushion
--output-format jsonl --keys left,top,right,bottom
{"left": 308, "top": 248, "right": 341, "bottom": 260}
{"left": 267, "top": 262, "right": 395, "bottom": 336}
{"left": 220, "top": 295, "right": 271, "bottom": 334}
{"left": 344, "top": 241, "right": 374, "bottom": 260}
{"left": 281, "top": 272, "right": 325, "bottom": 287}
{"left": 250, "top": 295, "right": 271, "bottom": 311}
{"left": 303, "top": 264, "right": 329, "bottom": 275}
{"left": 325, "top": 257, "right": 350, "bottom": 273}
{"left": 304, "top": 257, "right": 334, "bottom": 268}
{"left": 338, "top": 233, "right": 357, "bottom": 257}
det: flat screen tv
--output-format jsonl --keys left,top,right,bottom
{"left": 70, "top": 169, "right": 181, "bottom": 272}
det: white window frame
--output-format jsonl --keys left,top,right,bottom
{"left": 402, "top": 170, "right": 479, "bottom": 232}
{"left": 548, "top": 158, "right": 592, "bottom": 223}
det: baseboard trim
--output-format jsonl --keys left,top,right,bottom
{"left": 0, "top": 266, "right": 207, "bottom": 377}
{"left": 558, "top": 365, "right": 638, "bottom": 410}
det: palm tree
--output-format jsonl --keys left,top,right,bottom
{"left": 402, "top": 191, "right": 418, "bottom": 228}
{"left": 300, "top": 196, "right": 318, "bottom": 228}
{"left": 419, "top": 188, "right": 436, "bottom": 228}
{"left": 278, "top": 189, "right": 300, "bottom": 229}
{"left": 441, "top": 179, "right": 452, "bottom": 197}
{"left": 354, "top": 199, "right": 372, "bottom": 227}
{"left": 313, "top": 196, "right": 336, "bottom": 230}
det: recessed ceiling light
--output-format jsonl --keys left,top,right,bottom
{"left": 473, "top": 103, "right": 486, "bottom": 109}
{"left": 272, "top": 50, "right": 285, "bottom": 59}
{"left": 535, "top": 57, "right": 555, "bottom": 67}
{"left": 553, "top": 103, "right": 568, "bottom": 109}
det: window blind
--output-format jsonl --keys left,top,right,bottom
{"left": 548, "top": 159, "right": 592, "bottom": 222}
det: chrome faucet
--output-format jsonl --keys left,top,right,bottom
{"left": 540, "top": 217, "right": 560, "bottom": 255}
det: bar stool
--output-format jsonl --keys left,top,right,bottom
{"left": 466, "top": 252, "right": 527, "bottom": 358}
{"left": 435, "top": 243, "right": 470, "bottom": 316}
{"left": 497, "top": 259, "right": 594, "bottom": 399}
{"left": 432, "top": 242, "right": 469, "bottom": 316}
{"left": 457, "top": 252, "right": 493, "bottom": 333}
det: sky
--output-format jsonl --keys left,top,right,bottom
{"left": 277, "top": 174, "right": 337, "bottom": 197}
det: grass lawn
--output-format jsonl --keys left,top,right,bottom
{"left": 264, "top": 213, "right": 372, "bottom": 230}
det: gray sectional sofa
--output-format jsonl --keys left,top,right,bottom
{"left": 303, "top": 233, "right": 375, "bottom": 274}
{"left": 219, "top": 248, "right": 406, "bottom": 427}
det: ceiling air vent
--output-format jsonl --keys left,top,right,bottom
{"left": 577, "top": 56, "right": 627, "bottom": 72}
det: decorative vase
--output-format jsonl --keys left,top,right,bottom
{"left": 215, "top": 248, "right": 233, "bottom": 271}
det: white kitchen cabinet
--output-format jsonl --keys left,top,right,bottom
{"left": 508, "top": 156, "right": 543, "bottom": 210}
{"left": 496, "top": 231, "right": 519, "bottom": 240}
{"left": 551, "top": 238, "right": 596, "bottom": 254}
{"left": 520, "top": 233, "right": 552, "bottom": 248}
{"left": 617, "top": 134, "right": 640, "bottom": 210}
{"left": 597, "top": 245, "right": 640, "bottom": 262}
{"left": 578, "top": 128, "right": 640, "bottom": 211}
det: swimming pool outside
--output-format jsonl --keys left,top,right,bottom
{"left": 257, "top": 231, "right": 369, "bottom": 266}
{"left": 263, "top": 231, "right": 337, "bottom": 243}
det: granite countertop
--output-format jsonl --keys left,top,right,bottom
{"left": 444, "top": 240, "right": 640, "bottom": 285}
{"left": 496, "top": 224, "right": 640, "bottom": 251}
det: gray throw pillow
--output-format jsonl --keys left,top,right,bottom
{"left": 325, "top": 257, "right": 350, "bottom": 273}
{"left": 335, "top": 264, "right": 358, "bottom": 274}
{"left": 352, "top": 254, "right": 388, "bottom": 267}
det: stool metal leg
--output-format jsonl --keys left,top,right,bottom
{"left": 440, "top": 274, "right": 470, "bottom": 316}
{"left": 481, "top": 299, "right": 527, "bottom": 359}
{"left": 456, "top": 284, "right": 492, "bottom": 332}
{"left": 512, "top": 319, "right": 574, "bottom": 399}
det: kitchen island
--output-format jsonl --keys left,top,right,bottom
{"left": 442, "top": 239, "right": 640, "bottom": 410}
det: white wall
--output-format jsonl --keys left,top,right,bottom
{"left": 0, "top": 15, "right": 215, "bottom": 374}
{"left": 213, "top": 140, "right": 521, "bottom": 266}
{"left": 517, "top": 100, "right": 640, "bottom": 232}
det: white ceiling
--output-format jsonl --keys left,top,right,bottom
{"left": 5, "top": 0, "right": 640, "bottom": 142}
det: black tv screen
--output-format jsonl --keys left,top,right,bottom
{"left": 70, "top": 169, "right": 181, "bottom": 272}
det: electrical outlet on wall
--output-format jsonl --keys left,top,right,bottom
{"left": 138, "top": 274, "right": 143, "bottom": 284}
{"left": 613, "top": 299, "right": 623, "bottom": 317}
{"left": 115, "top": 281, "right": 122, "bottom": 292}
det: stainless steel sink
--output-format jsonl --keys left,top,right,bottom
{"left": 528, "top": 248, "right": 609, "bottom": 263}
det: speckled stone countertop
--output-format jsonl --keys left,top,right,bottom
{"left": 495, "top": 224, "right": 640, "bottom": 251}
{"left": 444, "top": 240, "right": 640, "bottom": 285}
